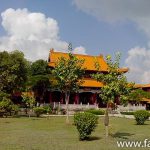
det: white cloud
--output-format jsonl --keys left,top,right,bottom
{"left": 74, "top": 1, "right": 148, "bottom": 20}
{"left": 74, "top": 0, "right": 150, "bottom": 35}
{"left": 0, "top": 8, "right": 86, "bottom": 61}
{"left": 125, "top": 47, "right": 150, "bottom": 84}
{"left": 73, "top": 46, "right": 86, "bottom": 54}
{"left": 73, "top": 0, "right": 150, "bottom": 37}
{"left": 74, "top": 0, "right": 150, "bottom": 83}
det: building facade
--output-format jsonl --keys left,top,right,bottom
{"left": 140, "top": 84, "right": 150, "bottom": 110}
{"left": 48, "top": 49, "right": 128, "bottom": 107}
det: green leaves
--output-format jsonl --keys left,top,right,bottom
{"left": 26, "top": 59, "right": 52, "bottom": 102}
{"left": 92, "top": 52, "right": 131, "bottom": 104}
{"left": 33, "top": 107, "right": 46, "bottom": 117}
{"left": 134, "top": 110, "right": 150, "bottom": 125}
{"left": 74, "top": 112, "right": 98, "bottom": 140}
{"left": 51, "top": 52, "right": 85, "bottom": 92}
{"left": 22, "top": 93, "right": 35, "bottom": 108}
{"left": 51, "top": 49, "right": 85, "bottom": 123}
{"left": 127, "top": 88, "right": 150, "bottom": 103}
{"left": 0, "top": 92, "right": 19, "bottom": 116}
{"left": 30, "top": 59, "right": 50, "bottom": 76}
{"left": 0, "top": 50, "right": 28, "bottom": 93}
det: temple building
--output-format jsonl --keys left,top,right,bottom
{"left": 139, "top": 84, "right": 150, "bottom": 110}
{"left": 48, "top": 49, "right": 128, "bottom": 107}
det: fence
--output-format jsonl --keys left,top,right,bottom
{"left": 117, "top": 104, "right": 146, "bottom": 112}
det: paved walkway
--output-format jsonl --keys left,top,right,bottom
{"left": 42, "top": 114, "right": 150, "bottom": 120}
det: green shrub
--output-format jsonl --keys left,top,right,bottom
{"left": 0, "top": 97, "right": 13, "bottom": 116}
{"left": 120, "top": 111, "right": 134, "bottom": 115}
{"left": 74, "top": 112, "right": 98, "bottom": 140}
{"left": 33, "top": 107, "right": 46, "bottom": 117}
{"left": 134, "top": 110, "right": 150, "bottom": 125}
{"left": 85, "top": 109, "right": 105, "bottom": 115}
{"left": 43, "top": 105, "right": 52, "bottom": 114}
{"left": 11, "top": 105, "right": 20, "bottom": 115}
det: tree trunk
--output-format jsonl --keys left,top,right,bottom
{"left": 104, "top": 103, "right": 109, "bottom": 138}
{"left": 65, "top": 91, "right": 70, "bottom": 124}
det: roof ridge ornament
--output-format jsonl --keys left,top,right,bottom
{"left": 99, "top": 54, "right": 103, "bottom": 58}
{"left": 50, "top": 48, "right": 54, "bottom": 53}
{"left": 68, "top": 43, "right": 73, "bottom": 52}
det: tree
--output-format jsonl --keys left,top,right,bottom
{"left": 92, "top": 53, "right": 132, "bottom": 137}
{"left": 22, "top": 92, "right": 35, "bottom": 117}
{"left": 0, "top": 50, "right": 29, "bottom": 94}
{"left": 51, "top": 45, "right": 85, "bottom": 123}
{"left": 26, "top": 59, "right": 51, "bottom": 103}
{"left": 30, "top": 59, "right": 50, "bottom": 75}
{"left": 128, "top": 88, "right": 150, "bottom": 102}
{"left": 31, "top": 76, "right": 51, "bottom": 103}
{"left": 0, "top": 50, "right": 29, "bottom": 116}
{"left": 0, "top": 91, "right": 19, "bottom": 117}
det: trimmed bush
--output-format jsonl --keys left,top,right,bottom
{"left": 134, "top": 110, "right": 150, "bottom": 125}
{"left": 33, "top": 107, "right": 46, "bottom": 117}
{"left": 85, "top": 109, "right": 105, "bottom": 115}
{"left": 43, "top": 105, "right": 52, "bottom": 114}
{"left": 74, "top": 112, "right": 98, "bottom": 140}
{"left": 0, "top": 97, "right": 16, "bottom": 116}
{"left": 120, "top": 111, "right": 134, "bottom": 115}
{"left": 11, "top": 105, "right": 20, "bottom": 115}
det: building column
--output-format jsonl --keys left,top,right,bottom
{"left": 74, "top": 93, "right": 79, "bottom": 104}
{"left": 90, "top": 93, "right": 97, "bottom": 104}
{"left": 115, "top": 96, "right": 120, "bottom": 105}
{"left": 93, "top": 93, "right": 97, "bottom": 104}
{"left": 49, "top": 92, "right": 52, "bottom": 103}
{"left": 60, "top": 92, "right": 64, "bottom": 104}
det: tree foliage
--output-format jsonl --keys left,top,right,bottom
{"left": 92, "top": 53, "right": 133, "bottom": 137}
{"left": 51, "top": 46, "right": 85, "bottom": 123}
{"left": 0, "top": 50, "right": 29, "bottom": 116}
{"left": 0, "top": 91, "right": 19, "bottom": 116}
{"left": 22, "top": 93, "right": 35, "bottom": 109}
{"left": 92, "top": 53, "right": 132, "bottom": 104}
{"left": 128, "top": 88, "right": 150, "bottom": 102}
{"left": 0, "top": 50, "right": 29, "bottom": 93}
{"left": 74, "top": 112, "right": 98, "bottom": 140}
{"left": 30, "top": 59, "right": 50, "bottom": 75}
{"left": 52, "top": 53, "right": 85, "bottom": 93}
{"left": 26, "top": 59, "right": 51, "bottom": 102}
{"left": 134, "top": 110, "right": 150, "bottom": 125}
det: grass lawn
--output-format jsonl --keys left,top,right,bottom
{"left": 0, "top": 116, "right": 150, "bottom": 150}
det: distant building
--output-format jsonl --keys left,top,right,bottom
{"left": 140, "top": 84, "right": 150, "bottom": 110}
{"left": 48, "top": 49, "right": 128, "bottom": 107}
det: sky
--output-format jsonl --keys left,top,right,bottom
{"left": 0, "top": 0, "right": 150, "bottom": 84}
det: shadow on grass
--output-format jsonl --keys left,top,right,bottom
{"left": 134, "top": 123, "right": 149, "bottom": 125}
{"left": 4, "top": 121, "right": 10, "bottom": 124}
{"left": 31, "top": 118, "right": 42, "bottom": 120}
{"left": 111, "top": 132, "right": 134, "bottom": 140}
{"left": 79, "top": 136, "right": 101, "bottom": 142}
{"left": 87, "top": 136, "right": 101, "bottom": 141}
{"left": 79, "top": 136, "right": 101, "bottom": 141}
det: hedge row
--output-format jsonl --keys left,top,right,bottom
{"left": 85, "top": 109, "right": 105, "bottom": 115}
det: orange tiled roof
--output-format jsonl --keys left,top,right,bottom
{"left": 134, "top": 83, "right": 150, "bottom": 89}
{"left": 134, "top": 84, "right": 143, "bottom": 88}
{"left": 142, "top": 84, "right": 150, "bottom": 88}
{"left": 48, "top": 49, "right": 128, "bottom": 72}
{"left": 142, "top": 98, "right": 150, "bottom": 102}
{"left": 81, "top": 78, "right": 103, "bottom": 88}
{"left": 22, "top": 91, "right": 34, "bottom": 97}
